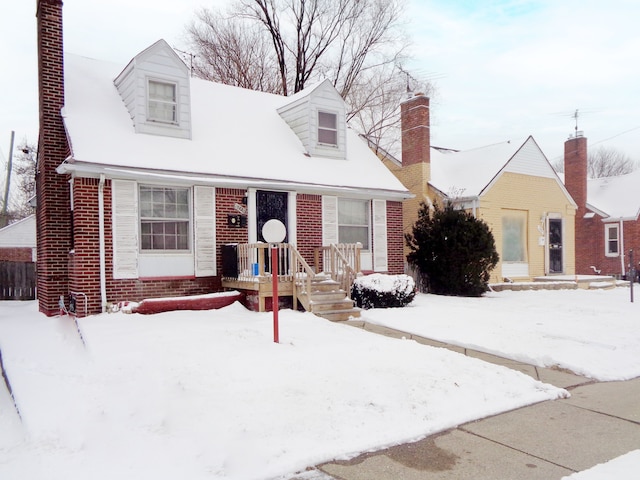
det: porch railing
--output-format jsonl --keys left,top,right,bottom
{"left": 314, "top": 243, "right": 362, "bottom": 297}
{"left": 234, "top": 242, "right": 293, "bottom": 282}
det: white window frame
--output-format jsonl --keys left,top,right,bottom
{"left": 147, "top": 79, "right": 178, "bottom": 124}
{"left": 318, "top": 111, "right": 338, "bottom": 147}
{"left": 605, "top": 223, "right": 619, "bottom": 257}
{"left": 338, "top": 198, "right": 370, "bottom": 250}
{"left": 139, "top": 185, "right": 191, "bottom": 252}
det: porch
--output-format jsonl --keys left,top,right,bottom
{"left": 221, "top": 242, "right": 363, "bottom": 321}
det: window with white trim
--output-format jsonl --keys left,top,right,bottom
{"left": 139, "top": 186, "right": 190, "bottom": 250}
{"left": 148, "top": 80, "right": 177, "bottom": 123}
{"left": 318, "top": 111, "right": 338, "bottom": 146}
{"left": 502, "top": 211, "right": 527, "bottom": 262}
{"left": 605, "top": 224, "right": 619, "bottom": 256}
{"left": 338, "top": 198, "right": 369, "bottom": 249}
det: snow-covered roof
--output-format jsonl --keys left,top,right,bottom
{"left": 60, "top": 51, "right": 409, "bottom": 199}
{"left": 0, "top": 214, "right": 36, "bottom": 248}
{"left": 587, "top": 168, "right": 640, "bottom": 220}
{"left": 429, "top": 136, "right": 568, "bottom": 200}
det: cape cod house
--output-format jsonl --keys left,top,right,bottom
{"left": 381, "top": 93, "right": 577, "bottom": 284}
{"left": 35, "top": 0, "right": 409, "bottom": 317}
{"left": 564, "top": 133, "right": 640, "bottom": 279}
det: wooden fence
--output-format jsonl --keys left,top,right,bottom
{"left": 0, "top": 261, "right": 36, "bottom": 300}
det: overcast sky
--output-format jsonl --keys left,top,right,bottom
{"left": 1, "top": 0, "right": 639, "bottom": 167}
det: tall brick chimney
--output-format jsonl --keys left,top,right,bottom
{"left": 564, "top": 133, "right": 588, "bottom": 213}
{"left": 401, "top": 93, "right": 430, "bottom": 168}
{"left": 399, "top": 93, "right": 431, "bottom": 254}
{"left": 36, "top": 0, "right": 71, "bottom": 316}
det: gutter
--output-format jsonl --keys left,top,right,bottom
{"left": 98, "top": 174, "right": 107, "bottom": 312}
{"left": 620, "top": 219, "right": 625, "bottom": 277}
{"left": 56, "top": 161, "right": 413, "bottom": 201}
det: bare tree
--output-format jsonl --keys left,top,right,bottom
{"left": 587, "top": 146, "right": 637, "bottom": 178}
{"left": 185, "top": 0, "right": 429, "bottom": 148}
{"left": 553, "top": 145, "right": 638, "bottom": 179}
{"left": 7, "top": 140, "right": 37, "bottom": 221}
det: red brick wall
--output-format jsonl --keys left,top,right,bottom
{"left": 576, "top": 215, "right": 640, "bottom": 277}
{"left": 400, "top": 94, "right": 430, "bottom": 167}
{"left": 564, "top": 136, "right": 588, "bottom": 214}
{"left": 216, "top": 188, "right": 249, "bottom": 269}
{"left": 296, "top": 194, "right": 322, "bottom": 267}
{"left": 386, "top": 200, "right": 404, "bottom": 274}
{"left": 36, "top": 0, "right": 72, "bottom": 316}
{"left": 0, "top": 248, "right": 33, "bottom": 262}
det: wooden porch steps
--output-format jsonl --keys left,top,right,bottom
{"left": 297, "top": 276, "right": 361, "bottom": 322}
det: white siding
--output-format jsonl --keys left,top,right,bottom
{"left": 194, "top": 186, "right": 216, "bottom": 276}
{"left": 112, "top": 179, "right": 139, "bottom": 279}
{"left": 113, "top": 40, "right": 191, "bottom": 139}
{"left": 504, "top": 137, "right": 556, "bottom": 178}
{"left": 0, "top": 215, "right": 36, "bottom": 248}
{"left": 277, "top": 80, "right": 346, "bottom": 159}
{"left": 322, "top": 196, "right": 338, "bottom": 245}
{"left": 372, "top": 199, "right": 388, "bottom": 272}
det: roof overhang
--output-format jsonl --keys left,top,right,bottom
{"left": 56, "top": 159, "right": 414, "bottom": 201}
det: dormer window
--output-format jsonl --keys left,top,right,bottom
{"left": 318, "top": 111, "right": 338, "bottom": 146}
{"left": 148, "top": 80, "right": 177, "bottom": 123}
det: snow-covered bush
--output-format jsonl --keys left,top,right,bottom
{"left": 351, "top": 273, "right": 416, "bottom": 309}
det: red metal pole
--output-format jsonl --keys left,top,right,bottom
{"left": 272, "top": 245, "right": 279, "bottom": 343}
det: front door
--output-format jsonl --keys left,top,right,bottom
{"left": 548, "top": 219, "right": 563, "bottom": 274}
{"left": 256, "top": 190, "right": 289, "bottom": 273}
{"left": 256, "top": 190, "right": 288, "bottom": 243}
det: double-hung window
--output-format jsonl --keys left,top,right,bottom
{"left": 605, "top": 224, "right": 619, "bottom": 256}
{"left": 139, "top": 186, "right": 190, "bottom": 251}
{"left": 148, "top": 80, "right": 177, "bottom": 123}
{"left": 318, "top": 111, "right": 338, "bottom": 146}
{"left": 338, "top": 198, "right": 369, "bottom": 249}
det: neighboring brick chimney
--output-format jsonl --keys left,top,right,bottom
{"left": 36, "top": 0, "right": 71, "bottom": 316}
{"left": 401, "top": 93, "right": 430, "bottom": 168}
{"left": 398, "top": 93, "right": 431, "bottom": 254}
{"left": 564, "top": 133, "right": 588, "bottom": 213}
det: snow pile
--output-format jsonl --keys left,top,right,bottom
{"left": 0, "top": 299, "right": 564, "bottom": 480}
{"left": 363, "top": 287, "right": 640, "bottom": 381}
{"left": 562, "top": 450, "right": 640, "bottom": 479}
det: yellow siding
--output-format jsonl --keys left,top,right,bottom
{"left": 479, "top": 172, "right": 576, "bottom": 283}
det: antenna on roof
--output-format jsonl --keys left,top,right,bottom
{"left": 174, "top": 48, "right": 196, "bottom": 77}
{"left": 398, "top": 65, "right": 412, "bottom": 95}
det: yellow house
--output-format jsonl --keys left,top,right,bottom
{"left": 381, "top": 93, "right": 577, "bottom": 283}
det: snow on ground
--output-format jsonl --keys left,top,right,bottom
{"left": 562, "top": 450, "right": 640, "bottom": 479}
{"left": 1, "top": 286, "right": 639, "bottom": 479}
{"left": 363, "top": 287, "right": 640, "bottom": 381}
{"left": 0, "top": 298, "right": 566, "bottom": 480}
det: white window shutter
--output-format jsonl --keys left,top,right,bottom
{"left": 322, "top": 196, "right": 338, "bottom": 245}
{"left": 112, "top": 179, "right": 139, "bottom": 279}
{"left": 372, "top": 199, "right": 388, "bottom": 272}
{"left": 194, "top": 186, "right": 216, "bottom": 276}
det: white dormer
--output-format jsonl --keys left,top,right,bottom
{"left": 114, "top": 39, "right": 191, "bottom": 139}
{"left": 277, "top": 79, "right": 347, "bottom": 159}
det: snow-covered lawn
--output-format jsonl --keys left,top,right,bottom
{"left": 363, "top": 286, "right": 640, "bottom": 381}
{"left": 0, "top": 286, "right": 638, "bottom": 479}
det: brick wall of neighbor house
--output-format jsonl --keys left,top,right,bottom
{"left": 588, "top": 219, "right": 640, "bottom": 278}
{"left": 36, "top": 0, "right": 72, "bottom": 316}
{"left": 386, "top": 200, "right": 404, "bottom": 275}
{"left": 0, "top": 248, "right": 33, "bottom": 262}
{"left": 296, "top": 194, "right": 322, "bottom": 267}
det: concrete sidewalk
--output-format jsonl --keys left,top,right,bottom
{"left": 290, "top": 321, "right": 640, "bottom": 480}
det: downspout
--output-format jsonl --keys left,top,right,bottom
{"left": 620, "top": 218, "right": 625, "bottom": 277}
{"left": 98, "top": 174, "right": 107, "bottom": 312}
